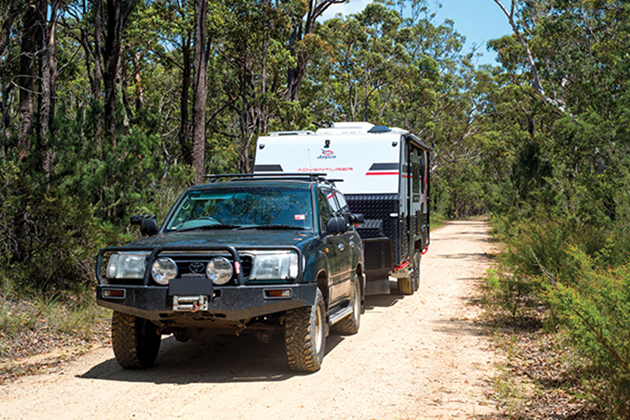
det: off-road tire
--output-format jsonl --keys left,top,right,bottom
{"left": 332, "top": 279, "right": 361, "bottom": 335}
{"left": 412, "top": 249, "right": 421, "bottom": 292}
{"left": 285, "top": 288, "right": 326, "bottom": 372}
{"left": 111, "top": 311, "right": 161, "bottom": 369}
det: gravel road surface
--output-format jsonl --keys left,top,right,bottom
{"left": 0, "top": 220, "right": 499, "bottom": 420}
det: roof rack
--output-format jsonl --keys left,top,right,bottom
{"left": 202, "top": 172, "right": 341, "bottom": 187}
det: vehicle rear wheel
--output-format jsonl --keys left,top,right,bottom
{"left": 111, "top": 311, "right": 161, "bottom": 369}
{"left": 333, "top": 278, "right": 361, "bottom": 335}
{"left": 412, "top": 249, "right": 421, "bottom": 291}
{"left": 285, "top": 288, "right": 326, "bottom": 372}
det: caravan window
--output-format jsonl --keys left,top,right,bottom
{"left": 411, "top": 148, "right": 421, "bottom": 202}
{"left": 419, "top": 151, "right": 426, "bottom": 194}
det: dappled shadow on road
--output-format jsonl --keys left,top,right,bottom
{"left": 428, "top": 318, "right": 488, "bottom": 338}
{"left": 435, "top": 252, "right": 496, "bottom": 261}
{"left": 79, "top": 332, "right": 345, "bottom": 385}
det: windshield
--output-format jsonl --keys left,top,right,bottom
{"left": 165, "top": 187, "right": 314, "bottom": 231}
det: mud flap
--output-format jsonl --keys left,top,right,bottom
{"left": 365, "top": 269, "right": 391, "bottom": 295}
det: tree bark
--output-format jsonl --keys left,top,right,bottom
{"left": 0, "top": 0, "right": 22, "bottom": 58}
{"left": 179, "top": 34, "right": 192, "bottom": 166}
{"left": 93, "top": 0, "right": 104, "bottom": 144}
{"left": 17, "top": 3, "right": 38, "bottom": 161}
{"left": 38, "top": 0, "right": 61, "bottom": 180}
{"left": 103, "top": 0, "right": 133, "bottom": 145}
{"left": 93, "top": 0, "right": 103, "bottom": 101}
{"left": 192, "top": 0, "right": 208, "bottom": 184}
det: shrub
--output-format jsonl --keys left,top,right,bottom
{"left": 544, "top": 252, "right": 630, "bottom": 418}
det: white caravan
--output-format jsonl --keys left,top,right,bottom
{"left": 254, "top": 122, "right": 431, "bottom": 295}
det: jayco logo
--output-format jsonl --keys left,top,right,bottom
{"left": 317, "top": 149, "right": 337, "bottom": 160}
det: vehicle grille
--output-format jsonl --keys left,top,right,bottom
{"left": 164, "top": 253, "right": 253, "bottom": 284}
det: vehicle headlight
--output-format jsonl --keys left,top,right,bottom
{"left": 107, "top": 252, "right": 150, "bottom": 279}
{"left": 206, "top": 257, "right": 233, "bottom": 285}
{"left": 151, "top": 257, "right": 178, "bottom": 285}
{"left": 250, "top": 251, "right": 299, "bottom": 280}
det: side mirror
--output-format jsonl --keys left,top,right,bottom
{"left": 131, "top": 215, "right": 159, "bottom": 236}
{"left": 349, "top": 213, "right": 364, "bottom": 227}
{"left": 326, "top": 216, "right": 347, "bottom": 234}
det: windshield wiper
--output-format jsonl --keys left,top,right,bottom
{"left": 176, "top": 224, "right": 241, "bottom": 232}
{"left": 238, "top": 224, "right": 307, "bottom": 231}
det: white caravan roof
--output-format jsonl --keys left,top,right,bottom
{"left": 255, "top": 123, "right": 412, "bottom": 194}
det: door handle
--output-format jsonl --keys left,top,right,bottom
{"left": 338, "top": 243, "right": 345, "bottom": 252}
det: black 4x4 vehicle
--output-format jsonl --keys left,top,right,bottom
{"left": 96, "top": 174, "right": 365, "bottom": 372}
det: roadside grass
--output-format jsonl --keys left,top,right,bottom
{"left": 0, "top": 285, "right": 110, "bottom": 383}
{"left": 481, "top": 267, "right": 603, "bottom": 419}
{"left": 429, "top": 213, "right": 447, "bottom": 230}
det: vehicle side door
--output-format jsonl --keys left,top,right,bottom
{"left": 323, "top": 187, "right": 354, "bottom": 301}
{"left": 317, "top": 187, "right": 346, "bottom": 306}
{"left": 331, "top": 189, "right": 358, "bottom": 298}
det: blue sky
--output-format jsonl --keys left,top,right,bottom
{"left": 321, "top": 0, "right": 513, "bottom": 66}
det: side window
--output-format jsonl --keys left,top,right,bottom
{"left": 327, "top": 188, "right": 355, "bottom": 229}
{"left": 323, "top": 188, "right": 341, "bottom": 214}
{"left": 317, "top": 190, "right": 333, "bottom": 231}
{"left": 334, "top": 190, "right": 349, "bottom": 214}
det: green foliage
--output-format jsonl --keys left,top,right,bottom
{"left": 544, "top": 252, "right": 630, "bottom": 418}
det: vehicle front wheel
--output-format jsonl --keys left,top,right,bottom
{"left": 111, "top": 311, "right": 161, "bottom": 369}
{"left": 285, "top": 288, "right": 327, "bottom": 372}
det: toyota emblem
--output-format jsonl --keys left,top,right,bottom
{"left": 189, "top": 262, "right": 205, "bottom": 273}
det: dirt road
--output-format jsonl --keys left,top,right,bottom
{"left": 0, "top": 220, "right": 499, "bottom": 420}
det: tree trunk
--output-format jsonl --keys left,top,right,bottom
{"left": 93, "top": 0, "right": 103, "bottom": 100}
{"left": 0, "top": 0, "right": 22, "bottom": 58}
{"left": 179, "top": 34, "right": 192, "bottom": 166}
{"left": 17, "top": 3, "right": 38, "bottom": 161}
{"left": 285, "top": 0, "right": 345, "bottom": 101}
{"left": 93, "top": 0, "right": 103, "bottom": 143}
{"left": 104, "top": 0, "right": 133, "bottom": 145}
{"left": 192, "top": 0, "right": 208, "bottom": 184}
{"left": 38, "top": 0, "right": 61, "bottom": 180}
{"left": 492, "top": 0, "right": 567, "bottom": 115}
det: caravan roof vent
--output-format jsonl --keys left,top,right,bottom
{"left": 269, "top": 130, "right": 315, "bottom": 136}
{"left": 316, "top": 122, "right": 374, "bottom": 135}
{"left": 368, "top": 125, "right": 392, "bottom": 133}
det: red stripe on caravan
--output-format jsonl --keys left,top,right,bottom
{"left": 366, "top": 171, "right": 399, "bottom": 176}
{"left": 394, "top": 261, "right": 410, "bottom": 270}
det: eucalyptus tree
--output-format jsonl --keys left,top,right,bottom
{"left": 490, "top": 0, "right": 630, "bottom": 221}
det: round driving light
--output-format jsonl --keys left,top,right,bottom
{"left": 206, "top": 257, "right": 233, "bottom": 285}
{"left": 152, "top": 257, "right": 178, "bottom": 285}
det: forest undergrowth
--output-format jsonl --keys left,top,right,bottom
{"left": 484, "top": 215, "right": 630, "bottom": 419}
